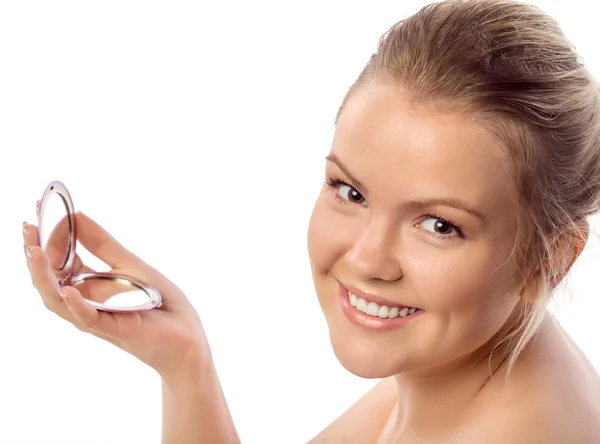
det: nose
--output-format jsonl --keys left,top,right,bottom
{"left": 345, "top": 217, "right": 403, "bottom": 282}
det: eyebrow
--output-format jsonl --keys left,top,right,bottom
{"left": 404, "top": 198, "right": 485, "bottom": 221}
{"left": 324, "top": 153, "right": 485, "bottom": 221}
{"left": 325, "top": 154, "right": 368, "bottom": 193}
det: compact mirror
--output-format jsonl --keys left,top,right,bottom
{"left": 37, "top": 181, "right": 162, "bottom": 313}
{"left": 39, "top": 191, "right": 72, "bottom": 274}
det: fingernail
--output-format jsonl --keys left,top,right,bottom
{"left": 26, "top": 247, "right": 34, "bottom": 261}
{"left": 59, "top": 290, "right": 68, "bottom": 301}
{"left": 23, "top": 221, "right": 28, "bottom": 236}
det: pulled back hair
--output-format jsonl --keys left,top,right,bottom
{"left": 337, "top": 0, "right": 600, "bottom": 374}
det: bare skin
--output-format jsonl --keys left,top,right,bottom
{"left": 22, "top": 82, "right": 599, "bottom": 442}
{"left": 23, "top": 213, "right": 240, "bottom": 444}
{"left": 306, "top": 83, "right": 600, "bottom": 443}
{"left": 310, "top": 316, "right": 600, "bottom": 443}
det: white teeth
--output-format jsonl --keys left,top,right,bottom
{"left": 366, "top": 302, "right": 379, "bottom": 316}
{"left": 356, "top": 298, "right": 367, "bottom": 312}
{"left": 378, "top": 305, "right": 389, "bottom": 319}
{"left": 347, "top": 292, "right": 418, "bottom": 319}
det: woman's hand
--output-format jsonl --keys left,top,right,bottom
{"left": 24, "top": 209, "right": 241, "bottom": 443}
{"left": 23, "top": 210, "right": 209, "bottom": 381}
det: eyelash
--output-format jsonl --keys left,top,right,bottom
{"left": 326, "top": 177, "right": 365, "bottom": 205}
{"left": 325, "top": 175, "right": 464, "bottom": 240}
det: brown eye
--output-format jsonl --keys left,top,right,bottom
{"left": 421, "top": 216, "right": 460, "bottom": 237}
{"left": 339, "top": 185, "right": 366, "bottom": 205}
{"left": 434, "top": 220, "right": 452, "bottom": 234}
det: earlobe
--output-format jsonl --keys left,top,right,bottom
{"left": 519, "top": 266, "right": 541, "bottom": 303}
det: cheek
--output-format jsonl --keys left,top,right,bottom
{"left": 404, "top": 243, "right": 519, "bottom": 358}
{"left": 406, "top": 239, "right": 518, "bottom": 315}
{"left": 308, "top": 196, "right": 347, "bottom": 272}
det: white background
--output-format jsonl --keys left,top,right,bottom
{"left": 1, "top": 1, "right": 599, "bottom": 443}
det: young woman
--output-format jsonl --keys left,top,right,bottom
{"left": 22, "top": 0, "right": 600, "bottom": 442}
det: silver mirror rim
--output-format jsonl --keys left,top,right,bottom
{"left": 37, "top": 180, "right": 77, "bottom": 279}
{"left": 37, "top": 180, "right": 163, "bottom": 313}
{"left": 70, "top": 272, "right": 163, "bottom": 312}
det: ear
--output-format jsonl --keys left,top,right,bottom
{"left": 519, "top": 219, "right": 589, "bottom": 302}
{"left": 548, "top": 219, "right": 589, "bottom": 287}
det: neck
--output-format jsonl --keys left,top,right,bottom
{"left": 389, "top": 307, "right": 542, "bottom": 439}
{"left": 391, "top": 350, "right": 496, "bottom": 438}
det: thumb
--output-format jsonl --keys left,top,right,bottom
{"left": 74, "top": 212, "right": 137, "bottom": 269}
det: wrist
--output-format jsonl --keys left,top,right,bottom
{"left": 159, "top": 340, "right": 240, "bottom": 444}
{"left": 160, "top": 338, "right": 213, "bottom": 388}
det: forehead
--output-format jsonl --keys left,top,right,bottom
{"left": 332, "top": 84, "right": 517, "bottom": 209}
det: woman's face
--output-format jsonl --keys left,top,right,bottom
{"left": 307, "top": 83, "right": 530, "bottom": 378}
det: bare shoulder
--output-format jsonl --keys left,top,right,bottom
{"left": 308, "top": 377, "right": 397, "bottom": 444}
{"left": 469, "top": 392, "right": 600, "bottom": 444}
{"left": 468, "top": 330, "right": 600, "bottom": 443}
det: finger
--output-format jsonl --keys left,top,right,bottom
{"left": 24, "top": 223, "right": 113, "bottom": 334}
{"left": 26, "top": 246, "right": 76, "bottom": 323}
{"left": 23, "top": 222, "right": 32, "bottom": 271}
{"left": 23, "top": 222, "right": 42, "bottom": 273}
{"left": 61, "top": 286, "right": 119, "bottom": 337}
{"left": 23, "top": 221, "right": 39, "bottom": 248}
{"left": 24, "top": 222, "right": 144, "bottom": 305}
{"left": 74, "top": 212, "right": 138, "bottom": 269}
{"left": 24, "top": 222, "right": 94, "bottom": 274}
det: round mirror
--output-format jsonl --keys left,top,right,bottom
{"left": 70, "top": 274, "right": 161, "bottom": 312}
{"left": 39, "top": 191, "right": 72, "bottom": 273}
{"left": 37, "top": 180, "right": 162, "bottom": 312}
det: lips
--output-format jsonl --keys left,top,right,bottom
{"left": 337, "top": 280, "right": 423, "bottom": 331}
{"left": 339, "top": 281, "right": 419, "bottom": 311}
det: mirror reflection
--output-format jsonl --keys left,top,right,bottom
{"left": 39, "top": 192, "right": 71, "bottom": 272}
{"left": 72, "top": 276, "right": 154, "bottom": 310}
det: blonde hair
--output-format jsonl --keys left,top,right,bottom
{"left": 336, "top": 0, "right": 600, "bottom": 374}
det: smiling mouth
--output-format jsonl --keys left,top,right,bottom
{"left": 347, "top": 290, "right": 422, "bottom": 319}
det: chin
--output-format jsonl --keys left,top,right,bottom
{"left": 325, "top": 324, "right": 420, "bottom": 379}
